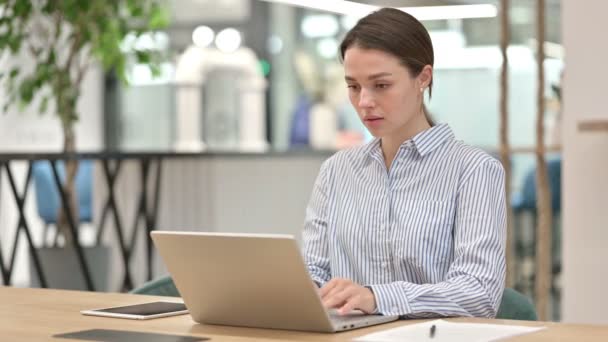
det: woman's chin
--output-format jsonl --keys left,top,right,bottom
{"left": 364, "top": 126, "right": 384, "bottom": 137}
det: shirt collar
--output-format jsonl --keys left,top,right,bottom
{"left": 365, "top": 123, "right": 454, "bottom": 159}
{"left": 410, "top": 123, "right": 454, "bottom": 157}
{"left": 362, "top": 136, "right": 382, "bottom": 156}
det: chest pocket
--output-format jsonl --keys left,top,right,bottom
{"left": 394, "top": 200, "right": 455, "bottom": 268}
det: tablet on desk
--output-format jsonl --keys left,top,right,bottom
{"left": 81, "top": 301, "right": 188, "bottom": 320}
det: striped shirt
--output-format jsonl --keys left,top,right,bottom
{"left": 302, "top": 123, "right": 506, "bottom": 318}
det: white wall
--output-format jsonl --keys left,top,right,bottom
{"left": 0, "top": 64, "right": 104, "bottom": 152}
{"left": 562, "top": 0, "right": 608, "bottom": 324}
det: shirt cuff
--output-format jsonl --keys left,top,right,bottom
{"left": 364, "top": 286, "right": 379, "bottom": 314}
{"left": 312, "top": 278, "right": 327, "bottom": 288}
{"left": 369, "top": 283, "right": 412, "bottom": 316}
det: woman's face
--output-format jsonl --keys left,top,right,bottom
{"left": 343, "top": 46, "right": 431, "bottom": 141}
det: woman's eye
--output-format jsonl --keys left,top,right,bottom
{"left": 376, "top": 84, "right": 390, "bottom": 89}
{"left": 347, "top": 85, "right": 359, "bottom": 90}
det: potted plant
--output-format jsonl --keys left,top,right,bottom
{"left": 0, "top": 0, "right": 169, "bottom": 290}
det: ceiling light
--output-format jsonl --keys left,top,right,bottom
{"left": 192, "top": 26, "right": 215, "bottom": 48}
{"left": 215, "top": 28, "right": 242, "bottom": 53}
{"left": 400, "top": 4, "right": 497, "bottom": 21}
{"left": 259, "top": 0, "right": 497, "bottom": 21}
{"left": 340, "top": 15, "right": 359, "bottom": 30}
{"left": 301, "top": 14, "right": 339, "bottom": 38}
{"left": 267, "top": 35, "right": 283, "bottom": 54}
{"left": 258, "top": 0, "right": 375, "bottom": 17}
{"left": 317, "top": 38, "right": 338, "bottom": 59}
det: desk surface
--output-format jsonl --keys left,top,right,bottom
{"left": 2, "top": 287, "right": 607, "bottom": 341}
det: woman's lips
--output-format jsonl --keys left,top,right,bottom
{"left": 364, "top": 117, "right": 384, "bottom": 126}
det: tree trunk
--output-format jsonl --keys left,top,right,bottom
{"left": 56, "top": 117, "right": 80, "bottom": 246}
{"left": 534, "top": 0, "right": 553, "bottom": 321}
{"left": 499, "top": 0, "right": 515, "bottom": 288}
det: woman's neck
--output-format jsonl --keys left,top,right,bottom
{"left": 381, "top": 113, "right": 431, "bottom": 169}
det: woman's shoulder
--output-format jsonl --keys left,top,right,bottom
{"left": 449, "top": 140, "right": 496, "bottom": 162}
{"left": 447, "top": 140, "right": 505, "bottom": 178}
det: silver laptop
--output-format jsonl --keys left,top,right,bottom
{"left": 151, "top": 231, "right": 399, "bottom": 332}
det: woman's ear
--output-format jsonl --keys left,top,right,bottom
{"left": 418, "top": 65, "right": 433, "bottom": 89}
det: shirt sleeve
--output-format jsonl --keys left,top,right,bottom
{"left": 369, "top": 158, "right": 507, "bottom": 318}
{"left": 302, "top": 160, "right": 332, "bottom": 287}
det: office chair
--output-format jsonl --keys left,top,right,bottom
{"left": 511, "top": 157, "right": 562, "bottom": 319}
{"left": 130, "top": 275, "right": 180, "bottom": 297}
{"left": 496, "top": 287, "right": 538, "bottom": 321}
{"left": 32, "top": 160, "right": 94, "bottom": 246}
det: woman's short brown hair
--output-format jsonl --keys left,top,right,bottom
{"left": 339, "top": 7, "right": 434, "bottom": 99}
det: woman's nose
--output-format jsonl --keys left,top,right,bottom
{"left": 358, "top": 88, "right": 375, "bottom": 108}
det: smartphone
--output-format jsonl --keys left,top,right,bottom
{"left": 81, "top": 301, "right": 188, "bottom": 320}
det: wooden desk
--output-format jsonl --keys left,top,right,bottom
{"left": 1, "top": 287, "right": 607, "bottom": 341}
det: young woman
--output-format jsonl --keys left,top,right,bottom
{"left": 302, "top": 8, "right": 506, "bottom": 318}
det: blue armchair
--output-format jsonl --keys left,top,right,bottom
{"left": 32, "top": 160, "right": 94, "bottom": 245}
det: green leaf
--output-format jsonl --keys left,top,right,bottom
{"left": 42, "top": 1, "right": 55, "bottom": 13}
{"left": 13, "top": 1, "right": 33, "bottom": 17}
{"left": 39, "top": 96, "right": 49, "bottom": 115}
{"left": 149, "top": 63, "right": 161, "bottom": 77}
{"left": 63, "top": 3, "right": 79, "bottom": 21}
{"left": 18, "top": 78, "right": 36, "bottom": 104}
{"left": 115, "top": 59, "right": 128, "bottom": 85}
{"left": 0, "top": 35, "right": 9, "bottom": 50}
{"left": 18, "top": 100, "right": 28, "bottom": 112}
{"left": 76, "top": 0, "right": 91, "bottom": 12}
{"left": 7, "top": 76, "right": 16, "bottom": 93}
{"left": 8, "top": 35, "right": 22, "bottom": 53}
{"left": 81, "top": 27, "right": 92, "bottom": 42}
{"left": 148, "top": 3, "right": 170, "bottom": 29}
{"left": 135, "top": 50, "right": 151, "bottom": 64}
{"left": 127, "top": 0, "right": 144, "bottom": 17}
{"left": 48, "top": 50, "right": 56, "bottom": 64}
{"left": 33, "top": 64, "right": 52, "bottom": 88}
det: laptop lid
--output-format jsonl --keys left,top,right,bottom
{"left": 151, "top": 231, "right": 337, "bottom": 332}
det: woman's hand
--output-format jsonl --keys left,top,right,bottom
{"left": 319, "top": 278, "right": 376, "bottom": 315}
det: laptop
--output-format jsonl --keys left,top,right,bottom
{"left": 151, "top": 231, "right": 399, "bottom": 332}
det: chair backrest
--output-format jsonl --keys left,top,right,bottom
{"left": 496, "top": 288, "right": 538, "bottom": 321}
{"left": 515, "top": 157, "right": 562, "bottom": 212}
{"left": 130, "top": 275, "right": 180, "bottom": 297}
{"left": 32, "top": 160, "right": 93, "bottom": 224}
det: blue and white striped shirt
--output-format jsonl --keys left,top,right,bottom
{"left": 302, "top": 123, "right": 506, "bottom": 318}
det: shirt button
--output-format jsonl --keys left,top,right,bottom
{"left": 381, "top": 262, "right": 389, "bottom": 268}
{"left": 392, "top": 306, "right": 399, "bottom": 312}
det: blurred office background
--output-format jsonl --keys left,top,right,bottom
{"left": 2, "top": 0, "right": 607, "bottom": 325}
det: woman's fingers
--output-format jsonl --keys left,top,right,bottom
{"left": 319, "top": 278, "right": 339, "bottom": 298}
{"left": 320, "top": 278, "right": 348, "bottom": 299}
{"left": 319, "top": 279, "right": 376, "bottom": 314}
{"left": 323, "top": 287, "right": 351, "bottom": 308}
{"left": 338, "top": 294, "right": 361, "bottom": 315}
